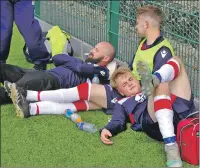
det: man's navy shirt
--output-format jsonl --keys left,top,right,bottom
{"left": 47, "top": 54, "right": 110, "bottom": 88}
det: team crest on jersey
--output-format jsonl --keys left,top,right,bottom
{"left": 111, "top": 97, "right": 118, "bottom": 104}
{"left": 117, "top": 97, "right": 130, "bottom": 105}
{"left": 100, "top": 70, "right": 105, "bottom": 76}
{"left": 93, "top": 64, "right": 99, "bottom": 67}
{"left": 161, "top": 50, "right": 168, "bottom": 58}
{"left": 135, "top": 93, "right": 146, "bottom": 103}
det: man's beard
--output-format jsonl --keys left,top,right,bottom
{"left": 85, "top": 57, "right": 104, "bottom": 64}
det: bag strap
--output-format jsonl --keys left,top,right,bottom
{"left": 62, "top": 30, "right": 74, "bottom": 57}
{"left": 66, "top": 39, "right": 74, "bottom": 57}
{"left": 23, "top": 44, "right": 33, "bottom": 64}
{"left": 186, "top": 111, "right": 199, "bottom": 119}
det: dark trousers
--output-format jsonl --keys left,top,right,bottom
{"left": 0, "top": 63, "right": 60, "bottom": 105}
{"left": 0, "top": 0, "right": 50, "bottom": 64}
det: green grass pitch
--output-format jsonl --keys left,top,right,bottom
{"left": 0, "top": 25, "right": 196, "bottom": 167}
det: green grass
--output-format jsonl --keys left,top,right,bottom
{"left": 1, "top": 25, "right": 197, "bottom": 167}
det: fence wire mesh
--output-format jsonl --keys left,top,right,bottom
{"left": 37, "top": 0, "right": 199, "bottom": 98}
{"left": 39, "top": 1, "right": 107, "bottom": 45}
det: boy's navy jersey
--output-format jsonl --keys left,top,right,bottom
{"left": 129, "top": 33, "right": 173, "bottom": 73}
{"left": 47, "top": 54, "right": 110, "bottom": 88}
{"left": 103, "top": 84, "right": 125, "bottom": 115}
{"left": 103, "top": 93, "right": 196, "bottom": 139}
{"left": 104, "top": 93, "right": 148, "bottom": 136}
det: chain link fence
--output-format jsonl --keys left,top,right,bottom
{"left": 36, "top": 0, "right": 199, "bottom": 98}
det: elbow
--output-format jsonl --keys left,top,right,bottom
{"left": 52, "top": 59, "right": 60, "bottom": 66}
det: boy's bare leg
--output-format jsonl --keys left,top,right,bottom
{"left": 87, "top": 101, "right": 103, "bottom": 110}
{"left": 141, "top": 56, "right": 192, "bottom": 118}
{"left": 148, "top": 56, "right": 192, "bottom": 120}
{"left": 147, "top": 82, "right": 171, "bottom": 121}
{"left": 168, "top": 56, "right": 191, "bottom": 100}
{"left": 89, "top": 84, "right": 107, "bottom": 108}
{"left": 17, "top": 83, "right": 108, "bottom": 109}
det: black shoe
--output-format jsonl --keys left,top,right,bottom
{"left": 10, "top": 83, "right": 30, "bottom": 118}
{"left": 33, "top": 63, "right": 47, "bottom": 71}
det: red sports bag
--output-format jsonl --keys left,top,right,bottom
{"left": 177, "top": 111, "right": 199, "bottom": 165}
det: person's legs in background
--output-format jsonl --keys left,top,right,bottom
{"left": 14, "top": 0, "right": 51, "bottom": 70}
{"left": 0, "top": 0, "right": 14, "bottom": 63}
{"left": 0, "top": 63, "right": 28, "bottom": 104}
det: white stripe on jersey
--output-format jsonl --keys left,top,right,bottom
{"left": 117, "top": 97, "right": 131, "bottom": 105}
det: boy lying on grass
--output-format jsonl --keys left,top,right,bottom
{"left": 100, "top": 57, "right": 197, "bottom": 167}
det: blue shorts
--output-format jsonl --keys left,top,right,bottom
{"left": 103, "top": 84, "right": 124, "bottom": 115}
{"left": 141, "top": 94, "right": 197, "bottom": 141}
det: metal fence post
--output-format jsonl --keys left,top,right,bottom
{"left": 35, "top": 0, "right": 41, "bottom": 18}
{"left": 106, "top": 0, "right": 120, "bottom": 57}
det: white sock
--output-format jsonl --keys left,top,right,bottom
{"left": 40, "top": 88, "right": 80, "bottom": 103}
{"left": 26, "top": 91, "right": 38, "bottom": 101}
{"left": 154, "top": 95, "right": 176, "bottom": 145}
{"left": 26, "top": 83, "right": 91, "bottom": 103}
{"left": 29, "top": 101, "right": 77, "bottom": 115}
{"left": 154, "top": 59, "right": 180, "bottom": 83}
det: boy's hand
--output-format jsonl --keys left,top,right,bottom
{"left": 100, "top": 128, "right": 113, "bottom": 145}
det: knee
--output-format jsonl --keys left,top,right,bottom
{"left": 170, "top": 56, "right": 183, "bottom": 65}
{"left": 170, "top": 56, "right": 186, "bottom": 72}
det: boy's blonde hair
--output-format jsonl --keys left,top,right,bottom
{"left": 110, "top": 67, "right": 132, "bottom": 88}
{"left": 137, "top": 5, "right": 164, "bottom": 26}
